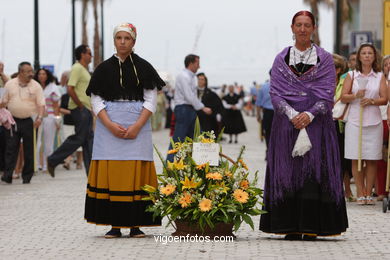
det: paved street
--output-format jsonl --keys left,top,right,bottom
{"left": 1, "top": 115, "right": 390, "bottom": 260}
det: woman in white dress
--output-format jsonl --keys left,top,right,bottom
{"left": 341, "top": 43, "right": 388, "bottom": 205}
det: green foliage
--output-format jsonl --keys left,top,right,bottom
{"left": 142, "top": 126, "right": 265, "bottom": 232}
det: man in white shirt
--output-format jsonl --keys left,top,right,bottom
{"left": 1, "top": 62, "right": 45, "bottom": 184}
{"left": 167, "top": 54, "right": 211, "bottom": 161}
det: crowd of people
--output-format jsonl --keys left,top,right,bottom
{"left": 0, "top": 45, "right": 94, "bottom": 184}
{"left": 0, "top": 11, "right": 390, "bottom": 241}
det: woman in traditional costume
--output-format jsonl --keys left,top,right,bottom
{"left": 196, "top": 73, "right": 224, "bottom": 136}
{"left": 84, "top": 23, "right": 165, "bottom": 238}
{"left": 341, "top": 43, "right": 387, "bottom": 205}
{"left": 222, "top": 85, "right": 247, "bottom": 143}
{"left": 259, "top": 11, "right": 348, "bottom": 240}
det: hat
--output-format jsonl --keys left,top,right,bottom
{"left": 113, "top": 23, "right": 137, "bottom": 40}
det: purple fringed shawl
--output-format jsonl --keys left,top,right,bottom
{"left": 265, "top": 45, "right": 343, "bottom": 205}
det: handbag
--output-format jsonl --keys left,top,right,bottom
{"left": 332, "top": 72, "right": 354, "bottom": 121}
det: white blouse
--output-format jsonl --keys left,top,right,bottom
{"left": 91, "top": 88, "right": 157, "bottom": 116}
{"left": 289, "top": 45, "right": 317, "bottom": 66}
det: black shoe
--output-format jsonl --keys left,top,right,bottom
{"left": 1, "top": 175, "right": 12, "bottom": 184}
{"left": 22, "top": 179, "right": 31, "bottom": 184}
{"left": 303, "top": 235, "right": 317, "bottom": 241}
{"left": 229, "top": 140, "right": 232, "bottom": 144}
{"left": 47, "top": 159, "right": 55, "bottom": 178}
{"left": 284, "top": 234, "right": 302, "bottom": 240}
{"left": 104, "top": 228, "right": 122, "bottom": 239}
{"left": 130, "top": 228, "right": 145, "bottom": 238}
{"left": 234, "top": 140, "right": 238, "bottom": 144}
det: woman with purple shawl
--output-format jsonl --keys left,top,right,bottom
{"left": 259, "top": 11, "right": 348, "bottom": 240}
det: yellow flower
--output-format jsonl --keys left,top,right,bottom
{"left": 167, "top": 149, "right": 178, "bottom": 155}
{"left": 160, "top": 184, "right": 176, "bottom": 196}
{"left": 180, "top": 176, "right": 201, "bottom": 190}
{"left": 200, "top": 137, "right": 214, "bottom": 143}
{"left": 206, "top": 172, "right": 223, "bottom": 180}
{"left": 198, "top": 198, "right": 212, "bottom": 212}
{"left": 224, "top": 171, "right": 233, "bottom": 178}
{"left": 217, "top": 182, "right": 230, "bottom": 194}
{"left": 178, "top": 192, "right": 192, "bottom": 208}
{"left": 174, "top": 159, "right": 185, "bottom": 170}
{"left": 239, "top": 179, "right": 250, "bottom": 190}
{"left": 167, "top": 159, "right": 186, "bottom": 171}
{"left": 142, "top": 184, "right": 156, "bottom": 193}
{"left": 239, "top": 159, "right": 248, "bottom": 170}
{"left": 233, "top": 189, "right": 249, "bottom": 203}
{"left": 173, "top": 142, "right": 184, "bottom": 150}
{"left": 167, "top": 161, "right": 174, "bottom": 170}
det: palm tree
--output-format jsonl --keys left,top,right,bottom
{"left": 303, "top": 0, "right": 352, "bottom": 48}
{"left": 303, "top": 0, "right": 333, "bottom": 46}
{"left": 81, "top": 0, "right": 88, "bottom": 45}
{"left": 92, "top": 0, "right": 101, "bottom": 68}
{"left": 79, "top": 0, "right": 102, "bottom": 68}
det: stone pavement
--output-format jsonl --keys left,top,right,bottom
{"left": 1, "top": 115, "right": 390, "bottom": 260}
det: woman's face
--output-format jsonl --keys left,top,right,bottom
{"left": 383, "top": 58, "right": 390, "bottom": 76}
{"left": 291, "top": 15, "right": 315, "bottom": 45}
{"left": 114, "top": 31, "right": 135, "bottom": 56}
{"left": 358, "top": 46, "right": 375, "bottom": 68}
{"left": 38, "top": 70, "right": 48, "bottom": 85}
{"left": 197, "top": 75, "right": 206, "bottom": 89}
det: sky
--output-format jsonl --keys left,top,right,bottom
{"left": 0, "top": 0, "right": 334, "bottom": 88}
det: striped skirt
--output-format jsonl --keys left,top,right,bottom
{"left": 84, "top": 160, "right": 161, "bottom": 228}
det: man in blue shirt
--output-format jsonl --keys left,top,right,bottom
{"left": 256, "top": 70, "right": 274, "bottom": 154}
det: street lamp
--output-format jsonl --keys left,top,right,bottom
{"left": 34, "top": 0, "right": 40, "bottom": 70}
{"left": 72, "top": 0, "right": 76, "bottom": 63}
{"left": 334, "top": 0, "right": 343, "bottom": 54}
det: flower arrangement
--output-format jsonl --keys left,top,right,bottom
{"left": 143, "top": 121, "right": 265, "bottom": 232}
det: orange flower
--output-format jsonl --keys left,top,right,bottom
{"left": 206, "top": 172, "right": 223, "bottom": 180}
{"left": 167, "top": 149, "right": 178, "bottom": 155}
{"left": 233, "top": 189, "right": 249, "bottom": 203}
{"left": 224, "top": 171, "right": 233, "bottom": 178}
{"left": 198, "top": 198, "right": 212, "bottom": 212}
{"left": 196, "top": 163, "right": 207, "bottom": 170}
{"left": 239, "top": 159, "right": 248, "bottom": 170}
{"left": 239, "top": 180, "right": 250, "bottom": 190}
{"left": 178, "top": 192, "right": 192, "bottom": 208}
{"left": 160, "top": 184, "right": 176, "bottom": 196}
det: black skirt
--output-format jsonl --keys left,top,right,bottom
{"left": 260, "top": 177, "right": 348, "bottom": 236}
{"left": 223, "top": 109, "right": 246, "bottom": 134}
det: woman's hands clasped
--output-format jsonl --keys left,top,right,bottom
{"left": 107, "top": 121, "right": 127, "bottom": 138}
{"left": 107, "top": 121, "right": 140, "bottom": 139}
{"left": 291, "top": 112, "right": 311, "bottom": 130}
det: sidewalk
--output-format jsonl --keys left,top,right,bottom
{"left": 1, "top": 115, "right": 389, "bottom": 259}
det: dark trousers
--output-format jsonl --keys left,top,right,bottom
{"left": 48, "top": 107, "right": 93, "bottom": 175}
{"left": 262, "top": 108, "right": 274, "bottom": 149}
{"left": 3, "top": 117, "right": 34, "bottom": 182}
{"left": 167, "top": 105, "right": 196, "bottom": 162}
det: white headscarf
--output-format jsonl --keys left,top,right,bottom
{"left": 113, "top": 23, "right": 137, "bottom": 40}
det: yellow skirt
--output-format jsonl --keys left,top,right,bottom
{"left": 84, "top": 160, "right": 161, "bottom": 228}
